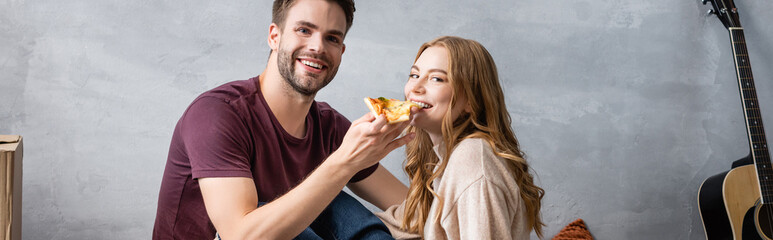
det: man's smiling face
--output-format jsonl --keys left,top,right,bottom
{"left": 275, "top": 0, "right": 347, "bottom": 96}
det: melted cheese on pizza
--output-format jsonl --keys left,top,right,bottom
{"left": 364, "top": 97, "right": 418, "bottom": 123}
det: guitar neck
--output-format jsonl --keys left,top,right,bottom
{"left": 730, "top": 27, "right": 773, "bottom": 203}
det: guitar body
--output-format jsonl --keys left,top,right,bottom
{"left": 699, "top": 162, "right": 772, "bottom": 240}
{"left": 725, "top": 165, "right": 762, "bottom": 239}
{"left": 699, "top": 169, "right": 733, "bottom": 239}
{"left": 699, "top": 155, "right": 754, "bottom": 239}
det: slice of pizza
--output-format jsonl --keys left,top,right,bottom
{"left": 363, "top": 97, "right": 420, "bottom": 123}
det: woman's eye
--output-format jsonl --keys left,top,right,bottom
{"left": 430, "top": 77, "right": 444, "bottom": 82}
{"left": 409, "top": 74, "right": 419, "bottom": 79}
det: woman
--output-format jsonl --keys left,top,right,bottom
{"left": 376, "top": 36, "right": 545, "bottom": 239}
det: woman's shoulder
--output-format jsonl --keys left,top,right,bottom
{"left": 440, "top": 138, "right": 521, "bottom": 210}
{"left": 449, "top": 138, "right": 484, "bottom": 156}
{"left": 448, "top": 138, "right": 499, "bottom": 167}
{"left": 445, "top": 138, "right": 513, "bottom": 185}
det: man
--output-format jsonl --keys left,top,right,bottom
{"left": 153, "top": 0, "right": 412, "bottom": 239}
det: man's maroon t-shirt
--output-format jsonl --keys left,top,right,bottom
{"left": 153, "top": 76, "right": 378, "bottom": 239}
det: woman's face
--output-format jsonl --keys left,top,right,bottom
{"left": 405, "top": 46, "right": 468, "bottom": 137}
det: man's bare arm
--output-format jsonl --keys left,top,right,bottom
{"left": 199, "top": 113, "right": 414, "bottom": 239}
{"left": 199, "top": 158, "right": 354, "bottom": 239}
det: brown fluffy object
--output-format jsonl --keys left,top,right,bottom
{"left": 552, "top": 218, "right": 593, "bottom": 240}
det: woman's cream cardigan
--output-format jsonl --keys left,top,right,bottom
{"left": 375, "top": 138, "right": 531, "bottom": 240}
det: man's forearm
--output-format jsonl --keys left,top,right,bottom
{"left": 228, "top": 152, "right": 358, "bottom": 239}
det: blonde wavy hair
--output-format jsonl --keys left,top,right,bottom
{"left": 401, "top": 36, "right": 545, "bottom": 238}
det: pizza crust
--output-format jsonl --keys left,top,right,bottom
{"left": 363, "top": 97, "right": 416, "bottom": 124}
{"left": 364, "top": 97, "right": 382, "bottom": 119}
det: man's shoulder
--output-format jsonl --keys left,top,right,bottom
{"left": 176, "top": 77, "right": 262, "bottom": 133}
{"left": 197, "top": 76, "right": 260, "bottom": 103}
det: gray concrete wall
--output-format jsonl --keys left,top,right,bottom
{"left": 2, "top": 0, "right": 772, "bottom": 239}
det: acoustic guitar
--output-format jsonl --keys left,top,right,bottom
{"left": 697, "top": 0, "right": 773, "bottom": 239}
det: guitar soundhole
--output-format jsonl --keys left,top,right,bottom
{"left": 755, "top": 203, "right": 773, "bottom": 239}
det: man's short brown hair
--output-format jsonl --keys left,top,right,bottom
{"left": 272, "top": 0, "right": 355, "bottom": 34}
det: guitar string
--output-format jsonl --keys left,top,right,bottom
{"left": 727, "top": 2, "right": 769, "bottom": 232}
{"left": 742, "top": 30, "right": 771, "bottom": 204}
{"left": 725, "top": 0, "right": 772, "bottom": 233}
{"left": 738, "top": 28, "right": 773, "bottom": 236}
{"left": 717, "top": 2, "right": 772, "bottom": 234}
{"left": 741, "top": 29, "right": 763, "bottom": 233}
{"left": 745, "top": 30, "right": 773, "bottom": 238}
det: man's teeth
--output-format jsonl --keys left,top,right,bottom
{"left": 412, "top": 101, "right": 431, "bottom": 109}
{"left": 301, "top": 60, "right": 323, "bottom": 69}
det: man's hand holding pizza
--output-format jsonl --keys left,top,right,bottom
{"left": 327, "top": 98, "right": 420, "bottom": 176}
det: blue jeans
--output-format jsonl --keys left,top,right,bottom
{"left": 215, "top": 192, "right": 393, "bottom": 240}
